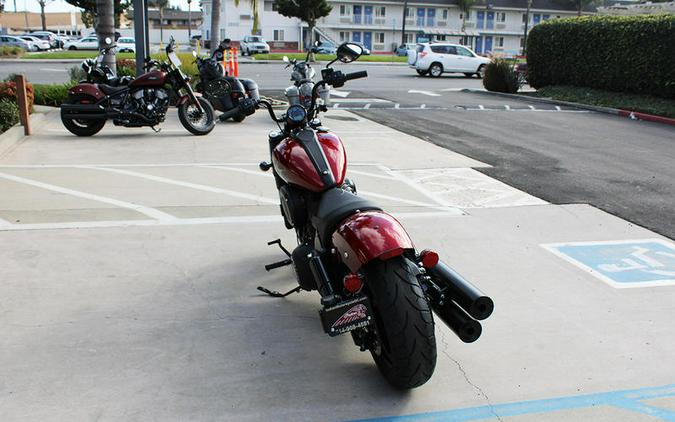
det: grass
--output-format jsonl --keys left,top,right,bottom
{"left": 532, "top": 86, "right": 675, "bottom": 118}
{"left": 251, "top": 52, "right": 407, "bottom": 63}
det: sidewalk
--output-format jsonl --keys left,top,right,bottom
{"left": 1, "top": 108, "right": 674, "bottom": 421}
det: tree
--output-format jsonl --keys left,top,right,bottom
{"left": 65, "top": 0, "right": 130, "bottom": 28}
{"left": 37, "top": 0, "right": 54, "bottom": 31}
{"left": 96, "top": 0, "right": 116, "bottom": 73}
{"left": 457, "top": 0, "right": 476, "bottom": 33}
{"left": 210, "top": 0, "right": 221, "bottom": 48}
{"left": 276, "top": 0, "right": 332, "bottom": 51}
{"left": 234, "top": 0, "right": 259, "bottom": 34}
{"left": 554, "top": 0, "right": 597, "bottom": 16}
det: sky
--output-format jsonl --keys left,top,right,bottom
{"left": 7, "top": 0, "right": 194, "bottom": 14}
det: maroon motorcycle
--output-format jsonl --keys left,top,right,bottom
{"left": 223, "top": 42, "right": 494, "bottom": 389}
{"left": 60, "top": 37, "right": 215, "bottom": 136}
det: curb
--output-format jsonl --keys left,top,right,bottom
{"left": 461, "top": 89, "right": 675, "bottom": 127}
{"left": 244, "top": 59, "right": 407, "bottom": 66}
{"left": 0, "top": 108, "right": 57, "bottom": 159}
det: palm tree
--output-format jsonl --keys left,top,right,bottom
{"left": 210, "top": 0, "right": 221, "bottom": 48}
{"left": 457, "top": 0, "right": 476, "bottom": 33}
{"left": 96, "top": 0, "right": 115, "bottom": 73}
{"left": 234, "top": 0, "right": 259, "bottom": 34}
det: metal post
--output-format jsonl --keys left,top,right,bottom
{"left": 401, "top": 0, "right": 408, "bottom": 47}
{"left": 522, "top": 0, "right": 532, "bottom": 56}
{"left": 187, "top": 0, "right": 192, "bottom": 40}
{"left": 133, "top": 0, "right": 148, "bottom": 76}
{"left": 15, "top": 75, "right": 31, "bottom": 136}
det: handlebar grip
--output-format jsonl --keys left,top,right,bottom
{"left": 345, "top": 70, "right": 368, "bottom": 81}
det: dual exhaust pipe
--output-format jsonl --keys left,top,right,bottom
{"left": 423, "top": 257, "right": 494, "bottom": 343}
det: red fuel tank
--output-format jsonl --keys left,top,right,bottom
{"left": 272, "top": 131, "right": 347, "bottom": 192}
{"left": 129, "top": 70, "right": 167, "bottom": 87}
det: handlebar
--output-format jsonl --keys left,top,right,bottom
{"left": 345, "top": 70, "right": 368, "bottom": 81}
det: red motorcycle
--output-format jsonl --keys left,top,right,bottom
{"left": 224, "top": 43, "right": 494, "bottom": 389}
{"left": 60, "top": 37, "right": 215, "bottom": 137}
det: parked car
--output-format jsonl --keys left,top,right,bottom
{"left": 308, "top": 42, "right": 336, "bottom": 54}
{"left": 65, "top": 36, "right": 99, "bottom": 50}
{"left": 19, "top": 35, "right": 50, "bottom": 51}
{"left": 396, "top": 43, "right": 416, "bottom": 56}
{"left": 408, "top": 43, "right": 489, "bottom": 78}
{"left": 30, "top": 31, "right": 59, "bottom": 48}
{"left": 0, "top": 35, "right": 33, "bottom": 51}
{"left": 513, "top": 62, "right": 528, "bottom": 84}
{"left": 352, "top": 42, "right": 371, "bottom": 55}
{"left": 240, "top": 35, "right": 270, "bottom": 55}
{"left": 117, "top": 37, "right": 136, "bottom": 53}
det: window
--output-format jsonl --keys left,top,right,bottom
{"left": 273, "top": 30, "right": 284, "bottom": 41}
{"left": 495, "top": 36, "right": 504, "bottom": 47}
{"left": 520, "top": 37, "right": 525, "bottom": 47}
{"left": 416, "top": 8, "right": 425, "bottom": 26}
{"left": 405, "top": 7, "right": 412, "bottom": 18}
{"left": 460, "top": 11, "right": 471, "bottom": 21}
{"left": 442, "top": 9, "right": 448, "bottom": 20}
{"left": 456, "top": 46, "right": 474, "bottom": 57}
{"left": 220, "top": 29, "right": 226, "bottom": 40}
{"left": 375, "top": 32, "right": 385, "bottom": 43}
{"left": 264, "top": 1, "right": 279, "bottom": 11}
{"left": 436, "top": 35, "right": 446, "bottom": 41}
{"left": 522, "top": 13, "right": 528, "bottom": 23}
{"left": 375, "top": 6, "right": 385, "bottom": 17}
{"left": 496, "top": 12, "right": 506, "bottom": 22}
{"left": 404, "top": 33, "right": 414, "bottom": 43}
{"left": 430, "top": 45, "right": 448, "bottom": 54}
{"left": 339, "top": 31, "right": 350, "bottom": 42}
{"left": 339, "top": 5, "right": 350, "bottom": 16}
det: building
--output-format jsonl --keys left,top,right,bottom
{"left": 0, "top": 11, "right": 84, "bottom": 36}
{"left": 199, "top": 0, "right": 594, "bottom": 55}
{"left": 598, "top": 1, "right": 675, "bottom": 15}
{"left": 147, "top": 9, "right": 204, "bottom": 29}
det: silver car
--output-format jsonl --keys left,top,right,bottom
{"left": 19, "top": 35, "right": 50, "bottom": 51}
{"left": 0, "top": 35, "right": 32, "bottom": 51}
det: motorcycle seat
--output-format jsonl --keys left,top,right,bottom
{"left": 312, "top": 188, "right": 381, "bottom": 244}
{"left": 99, "top": 84, "right": 128, "bottom": 95}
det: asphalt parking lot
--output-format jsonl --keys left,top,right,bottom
{"left": 2, "top": 103, "right": 675, "bottom": 421}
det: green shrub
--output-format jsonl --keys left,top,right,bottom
{"left": 483, "top": 59, "right": 520, "bottom": 93}
{"left": 527, "top": 15, "right": 675, "bottom": 99}
{"left": 68, "top": 65, "right": 86, "bottom": 82}
{"left": 0, "top": 46, "right": 24, "bottom": 57}
{"left": 33, "top": 83, "right": 74, "bottom": 107}
{"left": 0, "top": 98, "right": 20, "bottom": 133}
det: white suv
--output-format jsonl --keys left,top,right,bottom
{"left": 239, "top": 35, "right": 270, "bottom": 56}
{"left": 408, "top": 43, "right": 490, "bottom": 78}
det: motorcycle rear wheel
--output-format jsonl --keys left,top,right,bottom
{"left": 60, "top": 96, "right": 106, "bottom": 137}
{"left": 365, "top": 256, "right": 437, "bottom": 389}
{"left": 178, "top": 97, "right": 216, "bottom": 136}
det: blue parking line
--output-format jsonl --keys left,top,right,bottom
{"left": 348, "top": 384, "right": 675, "bottom": 422}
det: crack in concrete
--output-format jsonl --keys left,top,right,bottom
{"left": 439, "top": 329, "right": 504, "bottom": 422}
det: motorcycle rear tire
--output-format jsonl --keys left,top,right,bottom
{"left": 60, "top": 96, "right": 106, "bottom": 137}
{"left": 178, "top": 97, "right": 216, "bottom": 136}
{"left": 366, "top": 256, "right": 437, "bottom": 389}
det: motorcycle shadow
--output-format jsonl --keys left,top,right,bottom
{"left": 198, "top": 254, "right": 417, "bottom": 404}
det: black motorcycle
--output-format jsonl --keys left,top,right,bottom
{"left": 194, "top": 47, "right": 259, "bottom": 123}
{"left": 79, "top": 37, "right": 132, "bottom": 87}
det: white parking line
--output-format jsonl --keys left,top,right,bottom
{"left": 0, "top": 171, "right": 176, "bottom": 221}
{"left": 504, "top": 105, "right": 511, "bottom": 111}
{"left": 359, "top": 190, "right": 440, "bottom": 208}
{"left": 347, "top": 169, "right": 396, "bottom": 180}
{"left": 378, "top": 165, "right": 453, "bottom": 209}
{"left": 0, "top": 211, "right": 461, "bottom": 232}
{"left": 199, "top": 165, "right": 272, "bottom": 178}
{"left": 84, "top": 166, "right": 279, "bottom": 205}
{"left": 408, "top": 90, "right": 441, "bottom": 97}
{"left": 0, "top": 216, "right": 12, "bottom": 226}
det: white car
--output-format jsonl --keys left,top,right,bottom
{"left": 239, "top": 35, "right": 270, "bottom": 55}
{"left": 19, "top": 35, "right": 50, "bottom": 51}
{"left": 408, "top": 43, "right": 490, "bottom": 78}
{"left": 117, "top": 37, "right": 136, "bottom": 53}
{"left": 65, "top": 36, "right": 99, "bottom": 50}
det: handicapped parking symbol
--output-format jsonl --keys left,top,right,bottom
{"left": 543, "top": 239, "right": 675, "bottom": 288}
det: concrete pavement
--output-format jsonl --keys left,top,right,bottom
{"left": 1, "top": 107, "right": 675, "bottom": 421}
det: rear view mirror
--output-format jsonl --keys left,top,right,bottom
{"left": 336, "top": 42, "right": 362, "bottom": 63}
{"left": 192, "top": 50, "right": 197, "bottom": 57}
{"left": 283, "top": 55, "right": 289, "bottom": 63}
{"left": 104, "top": 37, "right": 112, "bottom": 45}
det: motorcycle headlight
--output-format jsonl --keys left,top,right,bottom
{"left": 286, "top": 105, "right": 307, "bottom": 126}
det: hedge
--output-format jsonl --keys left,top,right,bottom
{"left": 33, "top": 83, "right": 74, "bottom": 107}
{"left": 527, "top": 15, "right": 675, "bottom": 99}
{"left": 0, "top": 81, "right": 35, "bottom": 110}
{"left": 0, "top": 98, "right": 20, "bottom": 133}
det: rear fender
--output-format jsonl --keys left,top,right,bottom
{"left": 68, "top": 84, "right": 105, "bottom": 101}
{"left": 332, "top": 210, "right": 414, "bottom": 273}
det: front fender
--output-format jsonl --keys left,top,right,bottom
{"left": 178, "top": 92, "right": 202, "bottom": 106}
{"left": 332, "top": 211, "right": 414, "bottom": 273}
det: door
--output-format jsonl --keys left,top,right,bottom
{"left": 456, "top": 45, "right": 476, "bottom": 71}
{"left": 486, "top": 11, "right": 495, "bottom": 29}
{"left": 476, "top": 11, "right": 485, "bottom": 29}
{"left": 426, "top": 8, "right": 435, "bottom": 26}
{"left": 353, "top": 6, "right": 362, "bottom": 24}
{"left": 475, "top": 36, "right": 483, "bottom": 54}
{"left": 363, "top": 32, "right": 372, "bottom": 50}
{"left": 352, "top": 32, "right": 362, "bottom": 43}
{"left": 364, "top": 6, "right": 373, "bottom": 24}
{"left": 433, "top": 45, "right": 458, "bottom": 71}
{"left": 484, "top": 36, "right": 493, "bottom": 53}
{"left": 416, "top": 8, "right": 425, "bottom": 27}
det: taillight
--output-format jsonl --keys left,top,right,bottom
{"left": 419, "top": 52, "right": 427, "bottom": 58}
{"left": 419, "top": 249, "right": 439, "bottom": 269}
{"left": 343, "top": 273, "right": 363, "bottom": 293}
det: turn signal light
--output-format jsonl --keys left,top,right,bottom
{"left": 420, "top": 249, "right": 439, "bottom": 269}
{"left": 343, "top": 274, "right": 363, "bottom": 293}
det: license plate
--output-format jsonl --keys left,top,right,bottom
{"left": 319, "top": 295, "right": 373, "bottom": 337}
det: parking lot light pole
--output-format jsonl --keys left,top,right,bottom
{"left": 401, "top": 0, "right": 408, "bottom": 46}
{"left": 187, "top": 0, "right": 192, "bottom": 40}
{"left": 522, "top": 0, "right": 532, "bottom": 56}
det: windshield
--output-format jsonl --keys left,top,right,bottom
{"left": 249, "top": 36, "right": 263, "bottom": 43}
